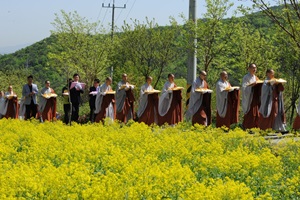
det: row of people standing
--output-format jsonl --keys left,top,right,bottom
{"left": 0, "top": 70, "right": 299, "bottom": 130}
{"left": 0, "top": 75, "right": 57, "bottom": 121}
{"left": 242, "top": 64, "right": 292, "bottom": 132}
{"left": 187, "top": 66, "right": 299, "bottom": 131}
{"left": 87, "top": 74, "right": 184, "bottom": 125}
{"left": 0, "top": 86, "right": 19, "bottom": 119}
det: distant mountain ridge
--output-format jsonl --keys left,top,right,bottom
{"left": 0, "top": 43, "right": 33, "bottom": 54}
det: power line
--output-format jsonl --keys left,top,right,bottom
{"left": 100, "top": 0, "right": 112, "bottom": 29}
{"left": 102, "top": 0, "right": 126, "bottom": 77}
{"left": 115, "top": 0, "right": 130, "bottom": 24}
{"left": 125, "top": 0, "right": 136, "bottom": 21}
{"left": 102, "top": 0, "right": 126, "bottom": 39}
{"left": 96, "top": 0, "right": 106, "bottom": 21}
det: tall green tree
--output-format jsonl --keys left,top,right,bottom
{"left": 112, "top": 18, "right": 185, "bottom": 88}
{"left": 223, "top": 21, "right": 279, "bottom": 84}
{"left": 48, "top": 10, "right": 112, "bottom": 87}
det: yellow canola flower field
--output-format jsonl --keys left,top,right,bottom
{"left": 0, "top": 119, "right": 299, "bottom": 199}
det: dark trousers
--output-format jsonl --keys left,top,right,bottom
{"left": 25, "top": 100, "right": 37, "bottom": 120}
{"left": 89, "top": 107, "right": 96, "bottom": 123}
{"left": 63, "top": 104, "right": 71, "bottom": 124}
{"left": 71, "top": 103, "right": 80, "bottom": 122}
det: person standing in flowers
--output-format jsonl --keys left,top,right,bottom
{"left": 116, "top": 74, "right": 135, "bottom": 123}
{"left": 22, "top": 75, "right": 39, "bottom": 120}
{"left": 3, "top": 85, "right": 19, "bottom": 119}
{"left": 39, "top": 81, "right": 57, "bottom": 122}
{"left": 0, "top": 91, "right": 5, "bottom": 119}
{"left": 293, "top": 97, "right": 300, "bottom": 130}
{"left": 94, "top": 77, "right": 115, "bottom": 123}
{"left": 62, "top": 78, "right": 72, "bottom": 124}
{"left": 186, "top": 70, "right": 211, "bottom": 126}
{"left": 70, "top": 73, "right": 84, "bottom": 122}
{"left": 158, "top": 73, "right": 182, "bottom": 126}
{"left": 258, "top": 69, "right": 287, "bottom": 132}
{"left": 242, "top": 64, "right": 262, "bottom": 129}
{"left": 137, "top": 76, "right": 159, "bottom": 125}
{"left": 89, "top": 78, "right": 100, "bottom": 123}
{"left": 216, "top": 71, "right": 240, "bottom": 128}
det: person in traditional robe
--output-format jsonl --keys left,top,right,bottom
{"left": 242, "top": 64, "right": 262, "bottom": 129}
{"left": 89, "top": 78, "right": 100, "bottom": 123}
{"left": 3, "top": 86, "right": 19, "bottom": 119}
{"left": 62, "top": 79, "right": 72, "bottom": 124}
{"left": 186, "top": 70, "right": 212, "bottom": 126}
{"left": 116, "top": 74, "right": 135, "bottom": 123}
{"left": 258, "top": 69, "right": 287, "bottom": 132}
{"left": 158, "top": 74, "right": 182, "bottom": 126}
{"left": 293, "top": 97, "right": 300, "bottom": 130}
{"left": 94, "top": 77, "right": 115, "bottom": 123}
{"left": 70, "top": 73, "right": 84, "bottom": 122}
{"left": 0, "top": 91, "right": 5, "bottom": 119}
{"left": 137, "top": 76, "right": 159, "bottom": 125}
{"left": 216, "top": 71, "right": 240, "bottom": 128}
{"left": 22, "top": 75, "right": 39, "bottom": 120}
{"left": 39, "top": 80, "right": 57, "bottom": 122}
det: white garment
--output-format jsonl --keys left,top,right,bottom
{"left": 242, "top": 73, "right": 257, "bottom": 114}
{"left": 186, "top": 77, "right": 206, "bottom": 120}
{"left": 18, "top": 97, "right": 26, "bottom": 119}
{"left": 137, "top": 83, "right": 153, "bottom": 118}
{"left": 0, "top": 97, "right": 7, "bottom": 116}
{"left": 94, "top": 83, "right": 114, "bottom": 119}
{"left": 39, "top": 87, "right": 53, "bottom": 113}
{"left": 273, "top": 92, "right": 287, "bottom": 131}
{"left": 259, "top": 79, "right": 273, "bottom": 118}
{"left": 158, "top": 81, "right": 175, "bottom": 116}
{"left": 216, "top": 79, "right": 230, "bottom": 118}
{"left": 116, "top": 80, "right": 134, "bottom": 114}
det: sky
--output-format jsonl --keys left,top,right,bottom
{"left": 0, "top": 0, "right": 254, "bottom": 54}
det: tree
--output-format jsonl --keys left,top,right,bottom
{"left": 112, "top": 18, "right": 185, "bottom": 88}
{"left": 223, "top": 21, "right": 279, "bottom": 85}
{"left": 48, "top": 10, "right": 112, "bottom": 87}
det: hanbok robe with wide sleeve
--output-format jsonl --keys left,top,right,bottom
{"left": 242, "top": 73, "right": 262, "bottom": 129}
{"left": 158, "top": 81, "right": 182, "bottom": 126}
{"left": 137, "top": 83, "right": 159, "bottom": 125}
{"left": 186, "top": 77, "right": 211, "bottom": 126}
{"left": 116, "top": 81, "right": 135, "bottom": 123}
{"left": 39, "top": 87, "right": 57, "bottom": 121}
{"left": 258, "top": 80, "right": 287, "bottom": 131}
{"left": 216, "top": 79, "right": 240, "bottom": 128}
{"left": 94, "top": 84, "right": 115, "bottom": 123}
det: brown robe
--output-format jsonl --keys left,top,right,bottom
{"left": 243, "top": 83, "right": 262, "bottom": 129}
{"left": 216, "top": 90, "right": 240, "bottom": 128}
{"left": 116, "top": 90, "right": 135, "bottom": 122}
{"left": 258, "top": 83, "right": 285, "bottom": 130}
{"left": 192, "top": 81, "right": 211, "bottom": 126}
{"left": 95, "top": 94, "right": 116, "bottom": 123}
{"left": 41, "top": 89, "right": 57, "bottom": 121}
{"left": 138, "top": 93, "right": 159, "bottom": 126}
{"left": 293, "top": 115, "right": 300, "bottom": 130}
{"left": 5, "top": 97, "right": 19, "bottom": 119}
{"left": 158, "top": 90, "right": 182, "bottom": 126}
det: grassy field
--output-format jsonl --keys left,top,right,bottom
{"left": 0, "top": 119, "right": 299, "bottom": 199}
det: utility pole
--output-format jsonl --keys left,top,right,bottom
{"left": 186, "top": 0, "right": 197, "bottom": 109}
{"left": 102, "top": 0, "right": 126, "bottom": 77}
